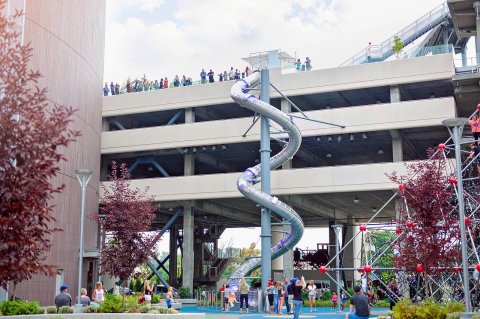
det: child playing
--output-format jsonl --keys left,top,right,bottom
{"left": 340, "top": 291, "right": 347, "bottom": 311}
{"left": 227, "top": 291, "right": 236, "bottom": 311}
{"left": 331, "top": 291, "right": 338, "bottom": 310}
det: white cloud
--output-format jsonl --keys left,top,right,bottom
{"left": 104, "top": 0, "right": 446, "bottom": 84}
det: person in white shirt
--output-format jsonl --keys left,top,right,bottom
{"left": 91, "top": 282, "right": 105, "bottom": 305}
{"left": 306, "top": 280, "right": 317, "bottom": 312}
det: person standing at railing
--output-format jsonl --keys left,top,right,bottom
{"left": 295, "top": 59, "right": 301, "bottom": 71}
{"left": 200, "top": 69, "right": 207, "bottom": 84}
{"left": 305, "top": 57, "right": 312, "bottom": 71}
{"left": 469, "top": 113, "right": 480, "bottom": 145}
{"left": 282, "top": 277, "right": 292, "bottom": 314}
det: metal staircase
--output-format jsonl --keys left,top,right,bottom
{"left": 340, "top": 3, "right": 451, "bottom": 66}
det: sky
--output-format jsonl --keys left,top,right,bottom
{"left": 104, "top": 0, "right": 449, "bottom": 83}
{"left": 104, "top": 0, "right": 451, "bottom": 252}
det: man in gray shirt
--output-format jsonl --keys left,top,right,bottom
{"left": 282, "top": 277, "right": 291, "bottom": 314}
{"left": 54, "top": 285, "right": 72, "bottom": 312}
{"left": 346, "top": 286, "right": 370, "bottom": 319}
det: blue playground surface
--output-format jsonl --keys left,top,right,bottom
{"left": 181, "top": 306, "right": 388, "bottom": 319}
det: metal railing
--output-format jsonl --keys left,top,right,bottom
{"left": 454, "top": 57, "right": 480, "bottom": 74}
{"left": 340, "top": 3, "right": 450, "bottom": 66}
{"left": 196, "top": 289, "right": 262, "bottom": 312}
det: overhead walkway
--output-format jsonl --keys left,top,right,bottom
{"left": 340, "top": 3, "right": 453, "bottom": 66}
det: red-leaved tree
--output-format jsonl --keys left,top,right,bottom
{"left": 95, "top": 162, "right": 158, "bottom": 305}
{"left": 0, "top": 1, "right": 79, "bottom": 296}
{"left": 389, "top": 151, "right": 461, "bottom": 288}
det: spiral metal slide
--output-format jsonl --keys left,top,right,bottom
{"left": 228, "top": 71, "right": 304, "bottom": 284}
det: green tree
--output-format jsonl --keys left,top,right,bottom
{"left": 369, "top": 230, "right": 395, "bottom": 282}
{"left": 392, "top": 35, "right": 404, "bottom": 57}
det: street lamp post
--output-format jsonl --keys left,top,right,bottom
{"left": 442, "top": 118, "right": 472, "bottom": 318}
{"left": 74, "top": 169, "right": 93, "bottom": 310}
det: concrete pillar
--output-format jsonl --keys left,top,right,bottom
{"left": 102, "top": 118, "right": 109, "bottom": 132}
{"left": 182, "top": 205, "right": 194, "bottom": 292}
{"left": 272, "top": 226, "right": 283, "bottom": 272}
{"left": 281, "top": 99, "right": 293, "bottom": 170}
{"left": 185, "top": 107, "right": 195, "bottom": 124}
{"left": 328, "top": 221, "right": 339, "bottom": 291}
{"left": 352, "top": 222, "right": 362, "bottom": 281}
{"left": 169, "top": 227, "right": 178, "bottom": 286}
{"left": 343, "top": 218, "right": 355, "bottom": 287}
{"left": 184, "top": 107, "right": 196, "bottom": 176}
{"left": 282, "top": 221, "right": 294, "bottom": 279}
{"left": 389, "top": 88, "right": 403, "bottom": 162}
{"left": 462, "top": 45, "right": 468, "bottom": 67}
{"left": 390, "top": 130, "right": 403, "bottom": 162}
{"left": 390, "top": 85, "right": 401, "bottom": 103}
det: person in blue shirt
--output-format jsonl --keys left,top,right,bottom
{"left": 200, "top": 69, "right": 207, "bottom": 84}
{"left": 110, "top": 82, "right": 115, "bottom": 95}
{"left": 103, "top": 83, "right": 109, "bottom": 96}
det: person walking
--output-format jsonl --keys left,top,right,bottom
{"left": 282, "top": 277, "right": 291, "bottom": 314}
{"left": 78, "top": 288, "right": 90, "bottom": 307}
{"left": 166, "top": 287, "right": 174, "bottom": 308}
{"left": 143, "top": 280, "right": 153, "bottom": 305}
{"left": 54, "top": 284, "right": 72, "bottom": 312}
{"left": 220, "top": 283, "right": 228, "bottom": 311}
{"left": 469, "top": 113, "right": 480, "bottom": 145}
{"left": 92, "top": 281, "right": 105, "bottom": 305}
{"left": 307, "top": 279, "right": 317, "bottom": 312}
{"left": 239, "top": 279, "right": 250, "bottom": 313}
{"left": 346, "top": 286, "right": 370, "bottom": 319}
{"left": 292, "top": 276, "right": 306, "bottom": 319}
{"left": 387, "top": 278, "right": 400, "bottom": 310}
{"left": 331, "top": 292, "right": 338, "bottom": 311}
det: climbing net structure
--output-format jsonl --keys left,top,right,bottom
{"left": 320, "top": 111, "right": 480, "bottom": 310}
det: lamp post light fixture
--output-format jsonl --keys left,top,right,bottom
{"left": 442, "top": 117, "right": 472, "bottom": 317}
{"left": 74, "top": 169, "right": 93, "bottom": 311}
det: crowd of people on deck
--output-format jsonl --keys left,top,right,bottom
{"left": 103, "top": 57, "right": 313, "bottom": 96}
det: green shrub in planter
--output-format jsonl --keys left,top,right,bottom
{"left": 98, "top": 294, "right": 123, "bottom": 313}
{"left": 83, "top": 305, "right": 99, "bottom": 313}
{"left": 393, "top": 298, "right": 464, "bottom": 319}
{"left": 157, "top": 307, "right": 168, "bottom": 314}
{"left": 37, "top": 306, "right": 46, "bottom": 314}
{"left": 0, "top": 300, "right": 40, "bottom": 315}
{"left": 152, "top": 295, "right": 161, "bottom": 303}
{"left": 46, "top": 306, "right": 57, "bottom": 314}
{"left": 58, "top": 306, "right": 73, "bottom": 314}
{"left": 125, "top": 304, "right": 141, "bottom": 313}
{"left": 167, "top": 308, "right": 178, "bottom": 314}
{"left": 446, "top": 313, "right": 461, "bottom": 319}
{"left": 140, "top": 305, "right": 150, "bottom": 313}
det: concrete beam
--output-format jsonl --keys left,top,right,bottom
{"left": 390, "top": 129, "right": 403, "bottom": 162}
{"left": 195, "top": 200, "right": 259, "bottom": 225}
{"left": 282, "top": 194, "right": 349, "bottom": 220}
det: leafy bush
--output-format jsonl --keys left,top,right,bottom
{"left": 82, "top": 305, "right": 99, "bottom": 313}
{"left": 446, "top": 313, "right": 461, "bottom": 319}
{"left": 319, "top": 290, "right": 332, "bottom": 301}
{"left": 37, "top": 306, "right": 46, "bottom": 314}
{"left": 374, "top": 299, "right": 390, "bottom": 308}
{"left": 0, "top": 300, "right": 40, "bottom": 315}
{"left": 178, "top": 286, "right": 192, "bottom": 298}
{"left": 58, "top": 306, "right": 73, "bottom": 313}
{"left": 152, "top": 295, "right": 161, "bottom": 303}
{"left": 167, "top": 308, "right": 178, "bottom": 314}
{"left": 46, "top": 306, "right": 57, "bottom": 314}
{"left": 98, "top": 294, "right": 123, "bottom": 313}
{"left": 140, "top": 305, "right": 150, "bottom": 313}
{"left": 392, "top": 298, "right": 464, "bottom": 319}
